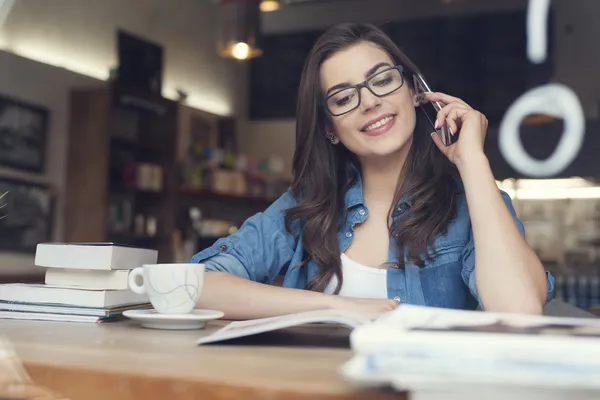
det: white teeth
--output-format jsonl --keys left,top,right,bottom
{"left": 364, "top": 116, "right": 393, "bottom": 132}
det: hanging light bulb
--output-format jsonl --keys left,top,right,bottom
{"left": 231, "top": 42, "right": 251, "bottom": 60}
{"left": 217, "top": 0, "right": 263, "bottom": 60}
{"left": 259, "top": 0, "right": 281, "bottom": 12}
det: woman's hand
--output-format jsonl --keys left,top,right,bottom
{"left": 330, "top": 296, "right": 399, "bottom": 320}
{"left": 424, "top": 92, "right": 489, "bottom": 169}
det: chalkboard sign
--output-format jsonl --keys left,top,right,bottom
{"left": 0, "top": 177, "right": 55, "bottom": 253}
{"left": 0, "top": 94, "right": 49, "bottom": 173}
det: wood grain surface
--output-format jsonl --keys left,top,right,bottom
{"left": 2, "top": 319, "right": 404, "bottom": 400}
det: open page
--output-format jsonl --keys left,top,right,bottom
{"left": 197, "top": 309, "right": 372, "bottom": 345}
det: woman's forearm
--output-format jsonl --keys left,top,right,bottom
{"left": 457, "top": 155, "right": 548, "bottom": 314}
{"left": 196, "top": 272, "right": 337, "bottom": 320}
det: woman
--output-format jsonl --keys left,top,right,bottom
{"left": 192, "top": 22, "right": 554, "bottom": 319}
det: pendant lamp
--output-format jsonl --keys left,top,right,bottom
{"left": 259, "top": 0, "right": 281, "bottom": 12}
{"left": 217, "top": 0, "right": 263, "bottom": 60}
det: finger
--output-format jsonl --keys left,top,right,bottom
{"left": 446, "top": 106, "right": 476, "bottom": 127}
{"left": 426, "top": 92, "right": 469, "bottom": 107}
{"left": 446, "top": 117, "right": 458, "bottom": 137}
{"left": 435, "top": 101, "right": 469, "bottom": 132}
{"left": 426, "top": 92, "right": 470, "bottom": 108}
{"left": 439, "top": 104, "right": 463, "bottom": 136}
{"left": 446, "top": 106, "right": 477, "bottom": 136}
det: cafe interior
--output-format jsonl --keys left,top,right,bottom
{"left": 1, "top": 0, "right": 600, "bottom": 398}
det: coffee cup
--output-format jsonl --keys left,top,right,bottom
{"left": 128, "top": 263, "right": 205, "bottom": 314}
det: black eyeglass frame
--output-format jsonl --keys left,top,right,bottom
{"left": 323, "top": 65, "right": 406, "bottom": 117}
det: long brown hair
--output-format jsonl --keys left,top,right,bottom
{"left": 285, "top": 22, "right": 460, "bottom": 293}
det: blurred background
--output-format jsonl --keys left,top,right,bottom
{"left": 0, "top": 0, "right": 598, "bottom": 311}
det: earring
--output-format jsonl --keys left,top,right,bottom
{"left": 413, "top": 93, "right": 426, "bottom": 107}
{"left": 327, "top": 132, "right": 340, "bottom": 144}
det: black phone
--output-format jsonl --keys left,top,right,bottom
{"left": 412, "top": 73, "right": 457, "bottom": 146}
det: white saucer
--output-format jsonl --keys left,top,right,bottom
{"left": 123, "top": 309, "right": 224, "bottom": 330}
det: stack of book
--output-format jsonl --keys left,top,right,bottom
{"left": 0, "top": 243, "right": 156, "bottom": 323}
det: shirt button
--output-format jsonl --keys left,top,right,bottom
{"left": 345, "top": 232, "right": 353, "bottom": 238}
{"left": 393, "top": 296, "right": 401, "bottom": 303}
{"left": 219, "top": 244, "right": 228, "bottom": 252}
{"left": 358, "top": 209, "right": 366, "bottom": 216}
{"left": 397, "top": 206, "right": 404, "bottom": 213}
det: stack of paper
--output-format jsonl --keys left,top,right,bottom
{"left": 341, "top": 305, "right": 600, "bottom": 397}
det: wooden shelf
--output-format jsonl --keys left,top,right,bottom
{"left": 110, "top": 135, "right": 168, "bottom": 154}
{"left": 109, "top": 185, "right": 165, "bottom": 196}
{"left": 64, "top": 82, "right": 178, "bottom": 263}
{"left": 65, "top": 82, "right": 278, "bottom": 263}
{"left": 177, "top": 186, "right": 273, "bottom": 203}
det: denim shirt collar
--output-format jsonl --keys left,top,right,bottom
{"left": 343, "top": 172, "right": 412, "bottom": 217}
{"left": 343, "top": 174, "right": 364, "bottom": 209}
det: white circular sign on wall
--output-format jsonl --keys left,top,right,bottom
{"left": 498, "top": 0, "right": 586, "bottom": 178}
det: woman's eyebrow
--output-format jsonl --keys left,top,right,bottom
{"left": 325, "top": 62, "right": 392, "bottom": 96}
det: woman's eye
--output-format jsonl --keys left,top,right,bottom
{"left": 372, "top": 75, "right": 393, "bottom": 87}
{"left": 335, "top": 94, "right": 354, "bottom": 106}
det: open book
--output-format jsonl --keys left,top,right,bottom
{"left": 198, "top": 304, "right": 600, "bottom": 390}
{"left": 198, "top": 304, "right": 600, "bottom": 350}
{"left": 196, "top": 308, "right": 382, "bottom": 345}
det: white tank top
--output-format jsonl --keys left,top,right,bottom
{"left": 323, "top": 253, "right": 388, "bottom": 298}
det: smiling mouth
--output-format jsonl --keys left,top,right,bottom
{"left": 361, "top": 115, "right": 396, "bottom": 132}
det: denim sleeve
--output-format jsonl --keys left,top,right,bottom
{"left": 461, "top": 190, "right": 556, "bottom": 310}
{"left": 190, "top": 190, "right": 297, "bottom": 284}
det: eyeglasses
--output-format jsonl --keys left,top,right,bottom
{"left": 324, "top": 65, "right": 405, "bottom": 117}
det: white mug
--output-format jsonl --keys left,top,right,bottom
{"left": 128, "top": 263, "right": 205, "bottom": 314}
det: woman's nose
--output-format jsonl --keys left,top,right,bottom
{"left": 359, "top": 88, "right": 381, "bottom": 112}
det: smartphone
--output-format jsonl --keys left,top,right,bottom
{"left": 412, "top": 73, "right": 457, "bottom": 146}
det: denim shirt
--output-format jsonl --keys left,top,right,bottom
{"left": 191, "top": 176, "right": 555, "bottom": 310}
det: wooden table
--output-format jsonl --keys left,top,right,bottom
{"left": 1, "top": 319, "right": 403, "bottom": 400}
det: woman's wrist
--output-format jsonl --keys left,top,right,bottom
{"left": 455, "top": 151, "right": 490, "bottom": 176}
{"left": 324, "top": 293, "right": 345, "bottom": 310}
